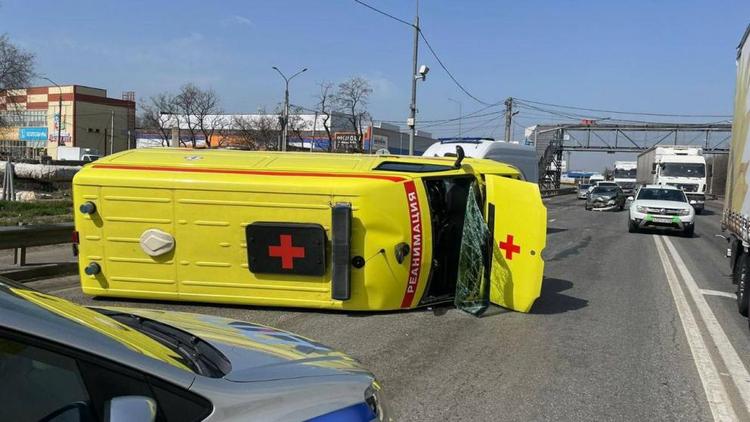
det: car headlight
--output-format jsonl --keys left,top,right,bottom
{"left": 679, "top": 209, "right": 690, "bottom": 216}
{"left": 636, "top": 205, "right": 647, "bottom": 213}
{"left": 607, "top": 199, "right": 615, "bottom": 205}
{"left": 365, "top": 381, "right": 391, "bottom": 421}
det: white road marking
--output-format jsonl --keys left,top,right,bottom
{"left": 653, "top": 236, "right": 738, "bottom": 421}
{"left": 662, "top": 235, "right": 750, "bottom": 416}
{"left": 700, "top": 289, "right": 738, "bottom": 300}
{"left": 548, "top": 219, "right": 556, "bottom": 222}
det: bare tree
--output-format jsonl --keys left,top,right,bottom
{"left": 139, "top": 92, "right": 178, "bottom": 146}
{"left": 334, "top": 77, "right": 372, "bottom": 152}
{"left": 193, "top": 87, "right": 223, "bottom": 148}
{"left": 0, "top": 34, "right": 35, "bottom": 128}
{"left": 286, "top": 105, "right": 307, "bottom": 145}
{"left": 315, "top": 82, "right": 335, "bottom": 151}
{"left": 174, "top": 83, "right": 203, "bottom": 147}
{"left": 232, "top": 108, "right": 281, "bottom": 150}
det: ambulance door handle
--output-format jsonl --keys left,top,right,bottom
{"left": 331, "top": 203, "right": 352, "bottom": 301}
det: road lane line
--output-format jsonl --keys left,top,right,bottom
{"left": 662, "top": 235, "right": 750, "bottom": 415}
{"left": 701, "top": 289, "right": 738, "bottom": 300}
{"left": 653, "top": 236, "right": 738, "bottom": 421}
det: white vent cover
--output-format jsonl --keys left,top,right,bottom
{"left": 139, "top": 229, "right": 175, "bottom": 257}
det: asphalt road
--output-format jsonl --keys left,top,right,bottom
{"left": 25, "top": 195, "right": 750, "bottom": 421}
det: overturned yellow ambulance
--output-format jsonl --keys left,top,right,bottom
{"left": 73, "top": 148, "right": 546, "bottom": 314}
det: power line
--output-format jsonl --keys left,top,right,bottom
{"left": 515, "top": 97, "right": 732, "bottom": 119}
{"left": 351, "top": 0, "right": 499, "bottom": 107}
{"left": 352, "top": 0, "right": 413, "bottom": 27}
{"left": 418, "top": 29, "right": 494, "bottom": 106}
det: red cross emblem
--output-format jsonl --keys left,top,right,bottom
{"left": 268, "top": 234, "right": 305, "bottom": 269}
{"left": 498, "top": 234, "right": 521, "bottom": 260}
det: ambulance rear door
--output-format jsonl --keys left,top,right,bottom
{"left": 484, "top": 175, "right": 546, "bottom": 312}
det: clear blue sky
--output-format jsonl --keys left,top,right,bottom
{"left": 3, "top": 0, "right": 749, "bottom": 167}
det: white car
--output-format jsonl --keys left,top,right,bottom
{"left": 628, "top": 185, "right": 695, "bottom": 236}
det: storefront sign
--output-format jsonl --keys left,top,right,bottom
{"left": 18, "top": 127, "right": 48, "bottom": 141}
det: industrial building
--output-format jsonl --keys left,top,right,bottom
{"left": 0, "top": 85, "right": 136, "bottom": 159}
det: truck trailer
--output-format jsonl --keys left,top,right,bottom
{"left": 636, "top": 146, "right": 707, "bottom": 213}
{"left": 613, "top": 161, "right": 637, "bottom": 193}
{"left": 723, "top": 24, "right": 750, "bottom": 319}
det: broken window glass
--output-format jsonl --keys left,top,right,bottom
{"left": 454, "top": 183, "right": 490, "bottom": 316}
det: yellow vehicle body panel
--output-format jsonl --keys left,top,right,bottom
{"left": 486, "top": 176, "right": 547, "bottom": 312}
{"left": 73, "top": 149, "right": 545, "bottom": 312}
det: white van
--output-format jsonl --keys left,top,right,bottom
{"left": 422, "top": 138, "right": 538, "bottom": 182}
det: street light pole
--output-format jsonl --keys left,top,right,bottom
{"left": 272, "top": 66, "right": 307, "bottom": 152}
{"left": 448, "top": 98, "right": 462, "bottom": 139}
{"left": 42, "top": 77, "right": 63, "bottom": 147}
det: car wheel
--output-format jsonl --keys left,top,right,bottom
{"left": 628, "top": 219, "right": 637, "bottom": 233}
{"left": 683, "top": 225, "right": 695, "bottom": 238}
{"left": 619, "top": 203, "right": 625, "bottom": 211}
{"left": 736, "top": 252, "right": 750, "bottom": 317}
{"left": 695, "top": 208, "right": 703, "bottom": 215}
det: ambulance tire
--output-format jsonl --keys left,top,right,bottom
{"left": 735, "top": 252, "right": 750, "bottom": 317}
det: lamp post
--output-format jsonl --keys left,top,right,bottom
{"left": 272, "top": 66, "right": 307, "bottom": 152}
{"left": 447, "top": 98, "right": 462, "bottom": 139}
{"left": 42, "top": 77, "right": 63, "bottom": 146}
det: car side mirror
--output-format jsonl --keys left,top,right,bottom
{"left": 627, "top": 196, "right": 634, "bottom": 201}
{"left": 105, "top": 396, "right": 157, "bottom": 422}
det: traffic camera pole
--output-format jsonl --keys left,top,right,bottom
{"left": 408, "top": 13, "right": 419, "bottom": 155}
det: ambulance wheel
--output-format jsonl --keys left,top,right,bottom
{"left": 628, "top": 219, "right": 637, "bottom": 233}
{"left": 735, "top": 252, "right": 750, "bottom": 317}
{"left": 683, "top": 225, "right": 694, "bottom": 238}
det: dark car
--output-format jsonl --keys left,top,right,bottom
{"left": 585, "top": 185, "right": 626, "bottom": 211}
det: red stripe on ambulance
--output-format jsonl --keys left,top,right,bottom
{"left": 400, "top": 181, "right": 423, "bottom": 308}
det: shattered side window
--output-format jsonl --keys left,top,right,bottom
{"left": 454, "top": 183, "right": 490, "bottom": 316}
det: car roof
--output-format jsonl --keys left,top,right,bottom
{"left": 641, "top": 184, "right": 681, "bottom": 190}
{"left": 0, "top": 277, "right": 195, "bottom": 387}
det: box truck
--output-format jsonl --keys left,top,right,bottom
{"left": 613, "top": 161, "right": 637, "bottom": 193}
{"left": 723, "top": 24, "right": 750, "bottom": 318}
{"left": 636, "top": 146, "right": 707, "bottom": 213}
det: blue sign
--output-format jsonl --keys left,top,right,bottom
{"left": 19, "top": 127, "right": 48, "bottom": 141}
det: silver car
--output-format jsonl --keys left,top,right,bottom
{"left": 0, "top": 277, "right": 389, "bottom": 422}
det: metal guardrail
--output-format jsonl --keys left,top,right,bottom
{"left": 0, "top": 223, "right": 74, "bottom": 266}
{"left": 540, "top": 187, "right": 576, "bottom": 198}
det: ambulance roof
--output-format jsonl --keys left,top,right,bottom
{"left": 90, "top": 148, "right": 521, "bottom": 178}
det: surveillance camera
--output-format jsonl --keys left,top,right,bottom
{"left": 418, "top": 65, "right": 430, "bottom": 76}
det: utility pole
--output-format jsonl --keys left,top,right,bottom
{"left": 407, "top": 1, "right": 419, "bottom": 156}
{"left": 42, "top": 77, "right": 64, "bottom": 146}
{"left": 310, "top": 112, "right": 318, "bottom": 153}
{"left": 272, "top": 66, "right": 307, "bottom": 152}
{"left": 109, "top": 110, "right": 114, "bottom": 155}
{"left": 504, "top": 97, "right": 513, "bottom": 143}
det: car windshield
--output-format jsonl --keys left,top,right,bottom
{"left": 637, "top": 188, "right": 687, "bottom": 202}
{"left": 661, "top": 163, "right": 705, "bottom": 177}
{"left": 579, "top": 184, "right": 590, "bottom": 190}
{"left": 614, "top": 169, "right": 637, "bottom": 178}
{"left": 592, "top": 186, "right": 618, "bottom": 194}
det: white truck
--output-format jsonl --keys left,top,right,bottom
{"left": 636, "top": 146, "right": 707, "bottom": 213}
{"left": 57, "top": 146, "right": 101, "bottom": 162}
{"left": 613, "top": 161, "right": 637, "bottom": 193}
{"left": 723, "top": 24, "right": 750, "bottom": 318}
